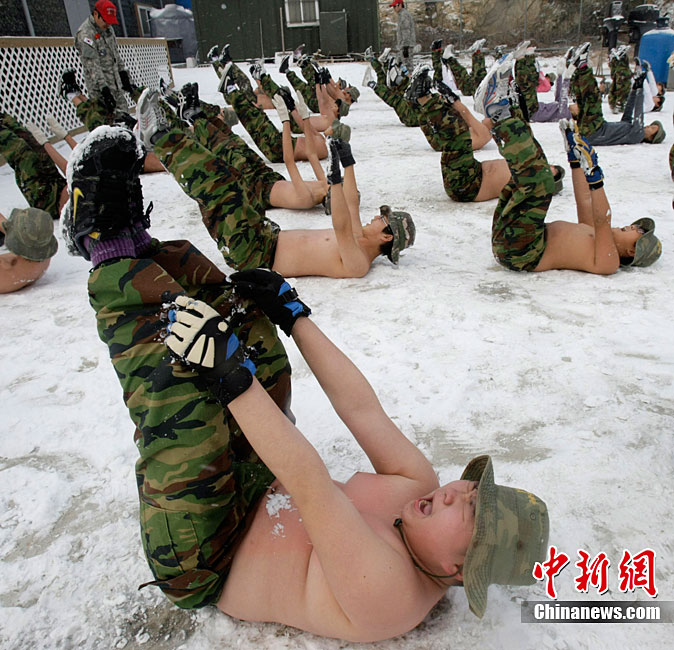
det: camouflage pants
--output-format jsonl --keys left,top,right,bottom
{"left": 153, "top": 124, "right": 281, "bottom": 271}
{"left": 490, "top": 117, "right": 554, "bottom": 271}
{"left": 88, "top": 241, "right": 291, "bottom": 609}
{"left": 609, "top": 58, "right": 632, "bottom": 112}
{"left": 75, "top": 97, "right": 115, "bottom": 131}
{"left": 370, "top": 59, "right": 422, "bottom": 127}
{"left": 446, "top": 51, "right": 487, "bottom": 96}
{"left": 258, "top": 74, "right": 303, "bottom": 134}
{"left": 570, "top": 66, "right": 605, "bottom": 138}
{"left": 0, "top": 112, "right": 65, "bottom": 219}
{"left": 670, "top": 142, "right": 674, "bottom": 181}
{"left": 227, "top": 89, "right": 293, "bottom": 163}
{"left": 192, "top": 110, "right": 284, "bottom": 212}
{"left": 285, "top": 69, "right": 320, "bottom": 114}
{"left": 421, "top": 95, "right": 481, "bottom": 201}
{"left": 514, "top": 55, "right": 540, "bottom": 119}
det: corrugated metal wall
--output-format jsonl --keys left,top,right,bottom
{"left": 191, "top": 0, "right": 379, "bottom": 62}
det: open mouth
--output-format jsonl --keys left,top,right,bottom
{"left": 417, "top": 498, "right": 432, "bottom": 516}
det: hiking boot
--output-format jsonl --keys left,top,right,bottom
{"left": 442, "top": 44, "right": 455, "bottom": 62}
{"left": 493, "top": 44, "right": 507, "bottom": 58}
{"left": 249, "top": 61, "right": 265, "bottom": 81}
{"left": 469, "top": 38, "right": 486, "bottom": 54}
{"left": 378, "top": 47, "right": 392, "bottom": 64}
{"left": 293, "top": 43, "right": 305, "bottom": 61}
{"left": 404, "top": 64, "right": 432, "bottom": 104}
{"left": 60, "top": 69, "right": 82, "bottom": 101}
{"left": 63, "top": 127, "right": 146, "bottom": 260}
{"left": 473, "top": 53, "right": 515, "bottom": 120}
{"left": 431, "top": 39, "right": 443, "bottom": 52}
{"left": 221, "top": 43, "right": 232, "bottom": 64}
{"left": 386, "top": 59, "right": 402, "bottom": 88}
{"left": 512, "top": 40, "right": 531, "bottom": 60}
{"left": 364, "top": 45, "right": 374, "bottom": 61}
{"left": 570, "top": 42, "right": 591, "bottom": 70}
{"left": 217, "top": 62, "right": 238, "bottom": 95}
{"left": 207, "top": 44, "right": 220, "bottom": 62}
{"left": 177, "top": 82, "right": 205, "bottom": 124}
{"left": 280, "top": 54, "right": 291, "bottom": 74}
{"left": 362, "top": 65, "right": 374, "bottom": 87}
{"left": 136, "top": 88, "right": 170, "bottom": 150}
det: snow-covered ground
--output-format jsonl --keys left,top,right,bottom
{"left": 1, "top": 58, "right": 672, "bottom": 650}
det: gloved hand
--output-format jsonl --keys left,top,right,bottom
{"left": 325, "top": 137, "right": 342, "bottom": 185}
{"left": 333, "top": 137, "right": 355, "bottom": 167}
{"left": 571, "top": 131, "right": 604, "bottom": 190}
{"left": 101, "top": 86, "right": 116, "bottom": 112}
{"left": 229, "top": 269, "right": 311, "bottom": 336}
{"left": 164, "top": 296, "right": 256, "bottom": 404}
{"left": 559, "top": 119, "right": 580, "bottom": 168}
{"left": 435, "top": 80, "right": 459, "bottom": 104}
{"left": 277, "top": 86, "right": 296, "bottom": 113}
{"left": 318, "top": 67, "right": 332, "bottom": 85}
{"left": 272, "top": 94, "right": 290, "bottom": 122}
{"left": 294, "top": 92, "right": 311, "bottom": 120}
{"left": 119, "top": 70, "right": 134, "bottom": 93}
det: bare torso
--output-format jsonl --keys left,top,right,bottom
{"left": 218, "top": 473, "right": 445, "bottom": 641}
{"left": 273, "top": 229, "right": 373, "bottom": 278}
{"left": 535, "top": 220, "right": 606, "bottom": 272}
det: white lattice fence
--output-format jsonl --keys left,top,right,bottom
{"left": 0, "top": 37, "right": 173, "bottom": 139}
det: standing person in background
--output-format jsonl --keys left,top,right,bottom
{"left": 75, "top": 0, "right": 133, "bottom": 119}
{"left": 390, "top": 0, "right": 416, "bottom": 71}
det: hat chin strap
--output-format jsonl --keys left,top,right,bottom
{"left": 394, "top": 518, "right": 460, "bottom": 586}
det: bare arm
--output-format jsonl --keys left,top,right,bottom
{"left": 587, "top": 184, "right": 620, "bottom": 274}
{"left": 571, "top": 167, "right": 592, "bottom": 225}
{"left": 329, "top": 182, "right": 370, "bottom": 276}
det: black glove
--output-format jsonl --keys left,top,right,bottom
{"left": 164, "top": 296, "right": 256, "bottom": 404}
{"left": 318, "top": 67, "right": 332, "bottom": 85}
{"left": 333, "top": 138, "right": 355, "bottom": 168}
{"left": 101, "top": 86, "right": 116, "bottom": 112}
{"left": 325, "top": 138, "right": 342, "bottom": 185}
{"left": 119, "top": 70, "right": 134, "bottom": 93}
{"left": 435, "top": 80, "right": 460, "bottom": 104}
{"left": 230, "top": 269, "right": 311, "bottom": 336}
{"left": 402, "top": 46, "right": 410, "bottom": 58}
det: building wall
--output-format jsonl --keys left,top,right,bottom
{"left": 191, "top": 0, "right": 379, "bottom": 62}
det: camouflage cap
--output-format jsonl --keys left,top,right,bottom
{"left": 649, "top": 120, "right": 666, "bottom": 144}
{"left": 346, "top": 86, "right": 361, "bottom": 102}
{"left": 330, "top": 119, "right": 351, "bottom": 142}
{"left": 460, "top": 455, "right": 549, "bottom": 618}
{"left": 380, "top": 205, "right": 416, "bottom": 264}
{"left": 552, "top": 164, "right": 565, "bottom": 195}
{"left": 4, "top": 207, "right": 58, "bottom": 262}
{"left": 622, "top": 217, "right": 662, "bottom": 268}
{"left": 336, "top": 98, "right": 350, "bottom": 118}
{"left": 546, "top": 72, "right": 557, "bottom": 84}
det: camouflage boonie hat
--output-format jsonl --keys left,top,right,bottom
{"left": 552, "top": 165, "right": 565, "bottom": 195}
{"left": 380, "top": 205, "right": 415, "bottom": 264}
{"left": 336, "top": 98, "right": 350, "bottom": 118}
{"left": 649, "top": 120, "right": 666, "bottom": 144}
{"left": 346, "top": 86, "right": 361, "bottom": 102}
{"left": 622, "top": 217, "right": 662, "bottom": 268}
{"left": 460, "top": 455, "right": 549, "bottom": 618}
{"left": 4, "top": 207, "right": 58, "bottom": 262}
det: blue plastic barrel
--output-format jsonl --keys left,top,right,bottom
{"left": 639, "top": 29, "right": 674, "bottom": 83}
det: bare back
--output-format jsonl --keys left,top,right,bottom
{"left": 218, "top": 473, "right": 445, "bottom": 641}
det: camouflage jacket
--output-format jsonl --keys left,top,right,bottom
{"left": 396, "top": 8, "right": 416, "bottom": 49}
{"left": 75, "top": 15, "right": 128, "bottom": 111}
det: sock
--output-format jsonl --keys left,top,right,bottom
{"left": 130, "top": 225, "right": 152, "bottom": 256}
{"left": 85, "top": 230, "right": 135, "bottom": 267}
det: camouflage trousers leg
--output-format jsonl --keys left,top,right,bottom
{"left": 608, "top": 59, "right": 631, "bottom": 112}
{"left": 570, "top": 67, "right": 605, "bottom": 138}
{"left": 88, "top": 244, "right": 291, "bottom": 609}
{"left": 75, "top": 97, "right": 117, "bottom": 131}
{"left": 285, "top": 70, "right": 320, "bottom": 114}
{"left": 369, "top": 63, "right": 421, "bottom": 126}
{"left": 153, "top": 126, "right": 280, "bottom": 271}
{"left": 0, "top": 113, "right": 65, "bottom": 219}
{"left": 211, "top": 60, "right": 255, "bottom": 100}
{"left": 471, "top": 51, "right": 487, "bottom": 87}
{"left": 259, "top": 74, "right": 303, "bottom": 134}
{"left": 669, "top": 143, "right": 674, "bottom": 181}
{"left": 421, "top": 95, "right": 481, "bottom": 201}
{"left": 490, "top": 117, "right": 554, "bottom": 272}
{"left": 432, "top": 50, "right": 443, "bottom": 83}
{"left": 191, "top": 117, "right": 283, "bottom": 212}
{"left": 228, "top": 90, "right": 285, "bottom": 163}
{"left": 514, "top": 55, "right": 539, "bottom": 118}
{"left": 447, "top": 57, "right": 475, "bottom": 95}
